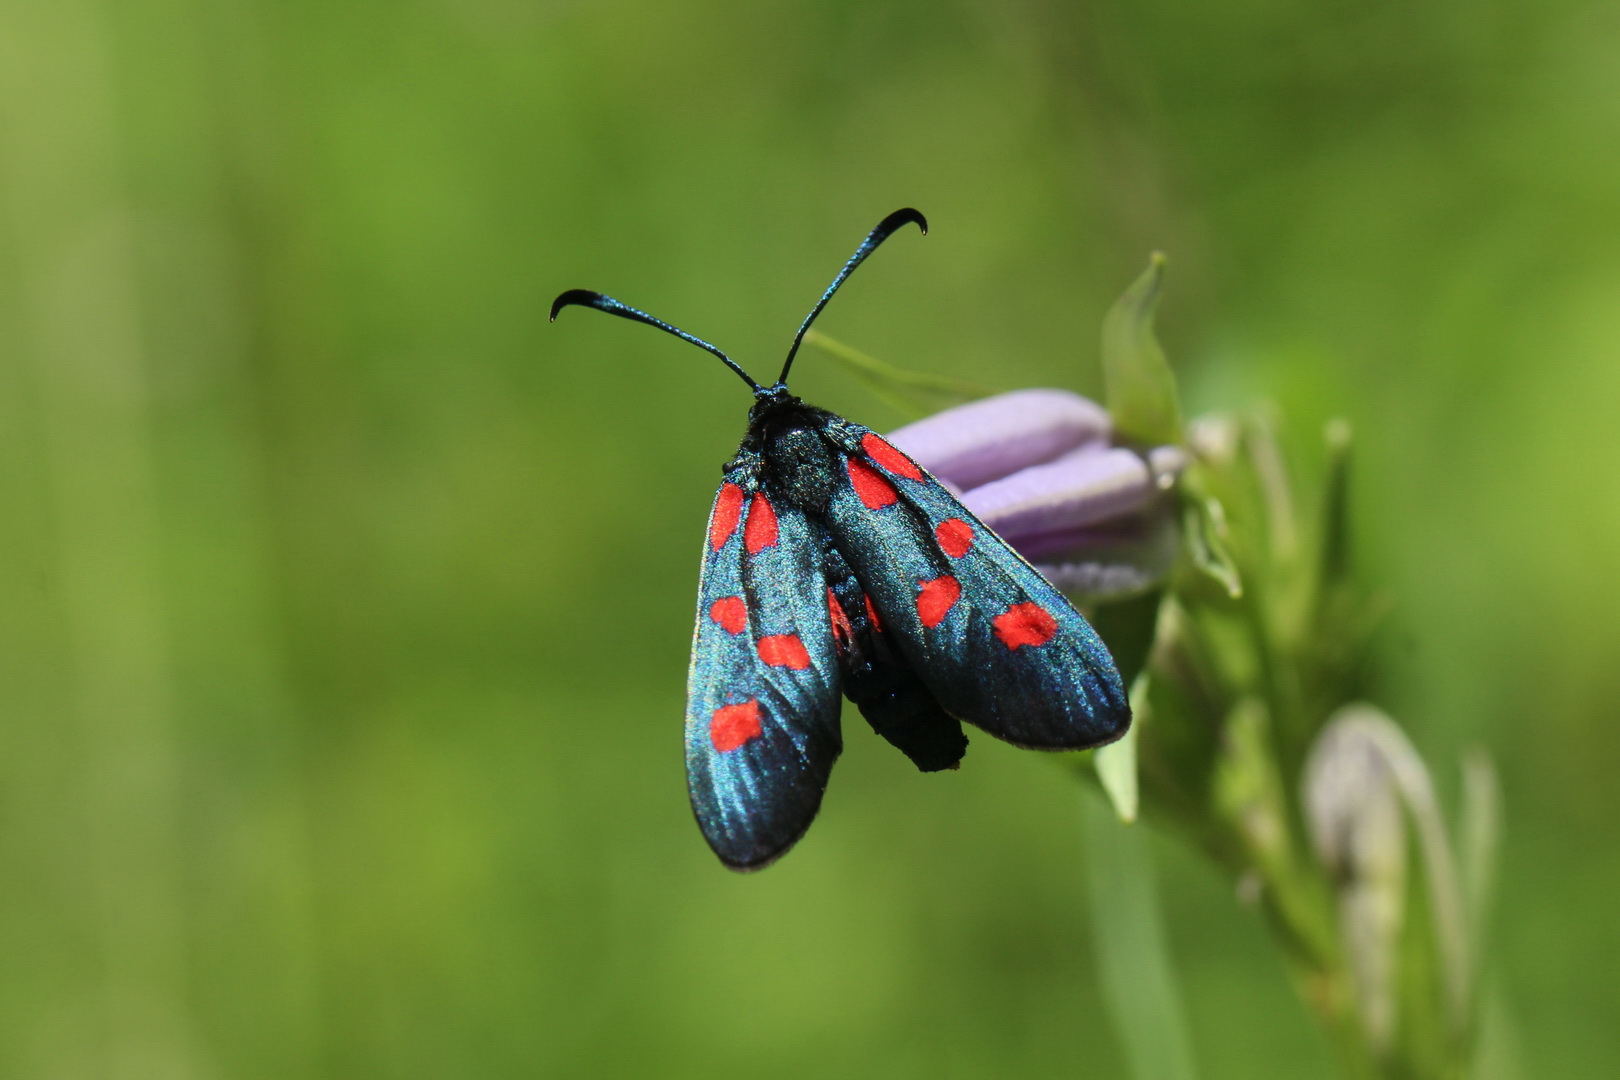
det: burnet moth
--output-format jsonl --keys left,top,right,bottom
{"left": 551, "top": 209, "right": 1130, "bottom": 870}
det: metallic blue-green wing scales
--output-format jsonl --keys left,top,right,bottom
{"left": 685, "top": 480, "right": 843, "bottom": 870}
{"left": 683, "top": 422, "right": 1130, "bottom": 871}
{"left": 821, "top": 430, "right": 1130, "bottom": 750}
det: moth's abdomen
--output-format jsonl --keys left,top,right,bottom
{"left": 824, "top": 542, "right": 967, "bottom": 773}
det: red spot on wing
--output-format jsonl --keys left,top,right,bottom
{"left": 710, "top": 699, "right": 763, "bottom": 752}
{"left": 861, "top": 433, "right": 924, "bottom": 480}
{"left": 916, "top": 575, "right": 962, "bottom": 628}
{"left": 827, "top": 590, "right": 854, "bottom": 653}
{"left": 744, "top": 493, "right": 779, "bottom": 553}
{"left": 864, "top": 594, "right": 882, "bottom": 632}
{"left": 847, "top": 457, "right": 898, "bottom": 508}
{"left": 994, "top": 602, "right": 1058, "bottom": 649}
{"left": 709, "top": 595, "right": 747, "bottom": 634}
{"left": 709, "top": 483, "right": 744, "bottom": 550}
{"left": 935, "top": 518, "right": 975, "bottom": 558}
{"left": 757, "top": 634, "right": 812, "bottom": 670}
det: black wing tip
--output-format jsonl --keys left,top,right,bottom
{"left": 1093, "top": 705, "right": 1133, "bottom": 747}
{"left": 973, "top": 699, "right": 1133, "bottom": 752}
{"left": 1069, "top": 698, "right": 1134, "bottom": 750}
{"left": 549, "top": 288, "right": 603, "bottom": 322}
{"left": 882, "top": 207, "right": 928, "bottom": 237}
{"left": 699, "top": 799, "right": 829, "bottom": 874}
{"left": 718, "top": 850, "right": 785, "bottom": 874}
{"left": 713, "top": 833, "right": 805, "bottom": 873}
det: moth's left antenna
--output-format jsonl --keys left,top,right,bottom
{"left": 550, "top": 289, "right": 763, "bottom": 393}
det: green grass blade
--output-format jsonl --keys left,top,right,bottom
{"left": 804, "top": 330, "right": 996, "bottom": 419}
{"left": 1082, "top": 793, "right": 1201, "bottom": 1080}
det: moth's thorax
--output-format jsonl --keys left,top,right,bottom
{"left": 721, "top": 387, "right": 861, "bottom": 510}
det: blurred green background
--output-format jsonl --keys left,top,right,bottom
{"left": 3, "top": 0, "right": 1617, "bottom": 1076}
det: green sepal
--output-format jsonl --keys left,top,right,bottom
{"left": 1102, "top": 254, "right": 1183, "bottom": 447}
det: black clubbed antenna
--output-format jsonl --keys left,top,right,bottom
{"left": 550, "top": 289, "right": 763, "bottom": 393}
{"left": 777, "top": 207, "right": 927, "bottom": 388}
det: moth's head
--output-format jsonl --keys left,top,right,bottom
{"left": 753, "top": 382, "right": 795, "bottom": 406}
{"left": 742, "top": 383, "right": 807, "bottom": 434}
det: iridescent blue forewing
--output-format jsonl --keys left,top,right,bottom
{"left": 820, "top": 430, "right": 1130, "bottom": 749}
{"left": 685, "top": 480, "right": 843, "bottom": 870}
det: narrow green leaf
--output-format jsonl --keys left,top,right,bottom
{"left": 1459, "top": 747, "right": 1501, "bottom": 955}
{"left": 1214, "top": 698, "right": 1339, "bottom": 967}
{"left": 1086, "top": 591, "right": 1162, "bottom": 824}
{"left": 1082, "top": 793, "right": 1200, "bottom": 1080}
{"left": 804, "top": 330, "right": 996, "bottom": 419}
{"left": 1214, "top": 698, "right": 1286, "bottom": 863}
{"left": 1094, "top": 678, "right": 1145, "bottom": 822}
{"left": 1102, "top": 254, "right": 1183, "bottom": 447}
{"left": 1183, "top": 494, "right": 1243, "bottom": 600}
{"left": 1242, "top": 413, "right": 1299, "bottom": 567}
{"left": 1319, "top": 418, "right": 1355, "bottom": 590}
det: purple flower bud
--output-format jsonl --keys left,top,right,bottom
{"left": 887, "top": 389, "right": 1111, "bottom": 491}
{"left": 1031, "top": 511, "right": 1179, "bottom": 600}
{"left": 888, "top": 389, "right": 1183, "bottom": 601}
{"left": 961, "top": 446, "right": 1154, "bottom": 537}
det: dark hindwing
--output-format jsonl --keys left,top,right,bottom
{"left": 823, "top": 542, "right": 967, "bottom": 772}
{"left": 686, "top": 480, "right": 843, "bottom": 870}
{"left": 819, "top": 429, "right": 1131, "bottom": 749}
